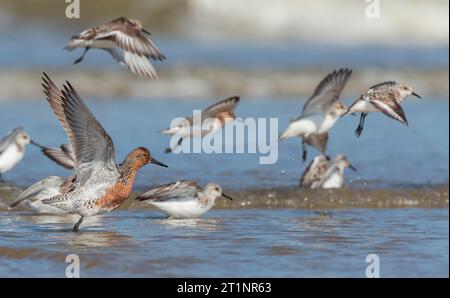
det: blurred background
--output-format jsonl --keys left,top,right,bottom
{"left": 0, "top": 1, "right": 448, "bottom": 278}
{"left": 0, "top": 0, "right": 448, "bottom": 189}
{"left": 0, "top": 0, "right": 448, "bottom": 100}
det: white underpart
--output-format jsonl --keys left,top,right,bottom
{"left": 350, "top": 99, "right": 379, "bottom": 114}
{"left": 279, "top": 113, "right": 323, "bottom": 139}
{"left": 163, "top": 118, "right": 223, "bottom": 139}
{"left": 0, "top": 145, "right": 24, "bottom": 173}
{"left": 149, "top": 200, "right": 213, "bottom": 218}
{"left": 321, "top": 165, "right": 345, "bottom": 189}
{"left": 318, "top": 113, "right": 339, "bottom": 133}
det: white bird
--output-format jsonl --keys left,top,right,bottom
{"left": 65, "top": 17, "right": 166, "bottom": 79}
{"left": 136, "top": 180, "right": 233, "bottom": 219}
{"left": 161, "top": 96, "right": 240, "bottom": 153}
{"left": 300, "top": 154, "right": 356, "bottom": 189}
{"left": 279, "top": 68, "right": 352, "bottom": 161}
{"left": 341, "top": 81, "right": 421, "bottom": 137}
{"left": 0, "top": 127, "right": 34, "bottom": 180}
{"left": 320, "top": 155, "right": 356, "bottom": 189}
{"left": 299, "top": 155, "right": 329, "bottom": 188}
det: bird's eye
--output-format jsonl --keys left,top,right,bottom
{"left": 215, "top": 187, "right": 220, "bottom": 191}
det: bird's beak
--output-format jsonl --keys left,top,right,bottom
{"left": 151, "top": 158, "right": 168, "bottom": 168}
{"left": 221, "top": 193, "right": 234, "bottom": 201}
{"left": 412, "top": 92, "right": 422, "bottom": 99}
{"left": 30, "top": 140, "right": 44, "bottom": 149}
{"left": 141, "top": 28, "right": 151, "bottom": 35}
{"left": 349, "top": 164, "right": 357, "bottom": 172}
{"left": 161, "top": 127, "right": 179, "bottom": 135}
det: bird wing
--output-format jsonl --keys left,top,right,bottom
{"left": 300, "top": 156, "right": 328, "bottom": 188}
{"left": 42, "top": 73, "right": 117, "bottom": 186}
{"left": 41, "top": 144, "right": 75, "bottom": 170}
{"left": 103, "top": 48, "right": 158, "bottom": 79}
{"left": 202, "top": 96, "right": 240, "bottom": 119}
{"left": 368, "top": 81, "right": 397, "bottom": 92}
{"left": 10, "top": 176, "right": 65, "bottom": 208}
{"left": 370, "top": 95, "right": 408, "bottom": 126}
{"left": 136, "top": 180, "right": 200, "bottom": 202}
{"left": 303, "top": 68, "right": 352, "bottom": 114}
{"left": 304, "top": 133, "right": 328, "bottom": 153}
{"left": 95, "top": 17, "right": 166, "bottom": 61}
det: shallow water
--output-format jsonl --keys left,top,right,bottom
{"left": 0, "top": 208, "right": 447, "bottom": 277}
{"left": 0, "top": 98, "right": 448, "bottom": 277}
{"left": 0, "top": 98, "right": 447, "bottom": 189}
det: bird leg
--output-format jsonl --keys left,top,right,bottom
{"left": 74, "top": 47, "right": 90, "bottom": 64}
{"left": 301, "top": 139, "right": 308, "bottom": 162}
{"left": 72, "top": 216, "right": 84, "bottom": 232}
{"left": 165, "top": 138, "right": 183, "bottom": 154}
{"left": 355, "top": 113, "right": 367, "bottom": 137}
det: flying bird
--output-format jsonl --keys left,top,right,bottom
{"left": 65, "top": 17, "right": 166, "bottom": 79}
{"left": 32, "top": 143, "right": 75, "bottom": 170}
{"left": 161, "top": 96, "right": 240, "bottom": 153}
{"left": 341, "top": 81, "right": 421, "bottom": 137}
{"left": 279, "top": 68, "right": 352, "bottom": 161}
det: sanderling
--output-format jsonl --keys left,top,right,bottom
{"left": 10, "top": 176, "right": 69, "bottom": 214}
{"left": 136, "top": 180, "right": 233, "bottom": 218}
{"left": 0, "top": 127, "right": 37, "bottom": 180}
{"left": 65, "top": 17, "right": 166, "bottom": 79}
{"left": 341, "top": 81, "right": 421, "bottom": 137}
{"left": 161, "top": 96, "right": 240, "bottom": 153}
{"left": 39, "top": 73, "right": 168, "bottom": 231}
{"left": 299, "top": 154, "right": 329, "bottom": 188}
{"left": 300, "top": 154, "right": 356, "bottom": 189}
{"left": 279, "top": 68, "right": 352, "bottom": 161}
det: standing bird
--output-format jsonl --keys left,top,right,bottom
{"left": 65, "top": 17, "right": 166, "bottom": 79}
{"left": 341, "top": 81, "right": 421, "bottom": 137}
{"left": 279, "top": 68, "right": 352, "bottom": 161}
{"left": 38, "top": 73, "right": 168, "bottom": 231}
{"left": 320, "top": 155, "right": 356, "bottom": 189}
{"left": 300, "top": 154, "right": 356, "bottom": 189}
{"left": 0, "top": 127, "right": 36, "bottom": 180}
{"left": 299, "top": 154, "right": 329, "bottom": 188}
{"left": 161, "top": 96, "right": 240, "bottom": 153}
{"left": 136, "top": 180, "right": 233, "bottom": 219}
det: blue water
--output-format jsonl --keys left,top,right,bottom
{"left": 0, "top": 25, "right": 447, "bottom": 70}
{"left": 0, "top": 24, "right": 448, "bottom": 278}
{"left": 0, "top": 98, "right": 448, "bottom": 190}
{"left": 0, "top": 208, "right": 447, "bottom": 277}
